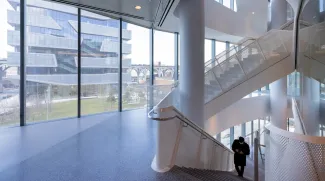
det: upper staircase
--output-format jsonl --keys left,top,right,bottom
{"left": 203, "top": 29, "right": 294, "bottom": 119}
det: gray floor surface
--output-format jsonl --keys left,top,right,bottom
{"left": 0, "top": 109, "right": 261, "bottom": 181}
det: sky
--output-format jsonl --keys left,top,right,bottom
{"left": 0, "top": 0, "right": 227, "bottom": 66}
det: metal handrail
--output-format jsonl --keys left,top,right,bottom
{"left": 148, "top": 106, "right": 234, "bottom": 153}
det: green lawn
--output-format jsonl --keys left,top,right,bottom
{"left": 0, "top": 98, "right": 147, "bottom": 126}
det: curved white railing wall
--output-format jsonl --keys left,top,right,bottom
{"left": 266, "top": 124, "right": 325, "bottom": 181}
{"left": 151, "top": 89, "right": 234, "bottom": 173}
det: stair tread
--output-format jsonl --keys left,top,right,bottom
{"left": 170, "top": 166, "right": 252, "bottom": 181}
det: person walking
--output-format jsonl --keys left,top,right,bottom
{"left": 231, "top": 136, "right": 250, "bottom": 177}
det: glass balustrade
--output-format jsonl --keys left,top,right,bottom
{"left": 203, "top": 29, "right": 292, "bottom": 103}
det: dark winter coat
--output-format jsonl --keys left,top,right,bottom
{"left": 231, "top": 139, "right": 250, "bottom": 166}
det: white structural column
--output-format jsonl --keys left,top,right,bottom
{"left": 300, "top": 0, "right": 320, "bottom": 23}
{"left": 178, "top": 0, "right": 205, "bottom": 127}
{"left": 270, "top": 78, "right": 288, "bottom": 130}
{"left": 269, "top": 0, "right": 288, "bottom": 29}
{"left": 152, "top": 0, "right": 205, "bottom": 172}
{"left": 301, "top": 76, "right": 320, "bottom": 136}
{"left": 269, "top": 0, "right": 288, "bottom": 130}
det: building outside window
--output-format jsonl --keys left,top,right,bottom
{"left": 221, "top": 128, "right": 231, "bottom": 148}
{"left": 81, "top": 10, "right": 122, "bottom": 115}
{"left": 24, "top": 1, "right": 78, "bottom": 123}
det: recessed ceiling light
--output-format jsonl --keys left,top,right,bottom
{"left": 252, "top": 12, "right": 255, "bottom": 14}
{"left": 135, "top": 5, "right": 141, "bottom": 10}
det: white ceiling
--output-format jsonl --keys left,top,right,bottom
{"left": 48, "top": 0, "right": 269, "bottom": 43}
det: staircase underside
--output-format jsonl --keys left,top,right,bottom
{"left": 204, "top": 55, "right": 294, "bottom": 120}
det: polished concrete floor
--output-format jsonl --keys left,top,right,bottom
{"left": 0, "top": 109, "right": 171, "bottom": 181}
{"left": 0, "top": 109, "right": 259, "bottom": 181}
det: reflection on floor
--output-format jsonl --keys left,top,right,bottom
{"left": 0, "top": 109, "right": 260, "bottom": 181}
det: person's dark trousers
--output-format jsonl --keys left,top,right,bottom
{"left": 235, "top": 165, "right": 245, "bottom": 177}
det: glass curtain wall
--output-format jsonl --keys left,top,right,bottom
{"left": 80, "top": 10, "right": 120, "bottom": 115}
{"left": 122, "top": 22, "right": 150, "bottom": 110}
{"left": 26, "top": 1, "right": 78, "bottom": 123}
{"left": 0, "top": 0, "right": 20, "bottom": 126}
{"left": 1, "top": 0, "right": 234, "bottom": 126}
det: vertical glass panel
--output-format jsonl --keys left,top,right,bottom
{"left": 154, "top": 30, "right": 175, "bottom": 85}
{"left": 223, "top": 0, "right": 231, "bottom": 8}
{"left": 287, "top": 71, "right": 300, "bottom": 97}
{"left": 288, "top": 118, "right": 295, "bottom": 132}
{"left": 234, "top": 0, "right": 238, "bottom": 12}
{"left": 205, "top": 39, "right": 212, "bottom": 62}
{"left": 80, "top": 10, "right": 119, "bottom": 115}
{"left": 234, "top": 124, "right": 241, "bottom": 140}
{"left": 215, "top": 41, "right": 226, "bottom": 57}
{"left": 321, "top": 83, "right": 325, "bottom": 99}
{"left": 178, "top": 35, "right": 180, "bottom": 79}
{"left": 26, "top": 1, "right": 78, "bottom": 123}
{"left": 0, "top": 0, "right": 20, "bottom": 126}
{"left": 122, "top": 22, "right": 149, "bottom": 110}
{"left": 245, "top": 121, "right": 252, "bottom": 145}
{"left": 253, "top": 119, "right": 259, "bottom": 131}
{"left": 221, "top": 128, "right": 230, "bottom": 148}
{"left": 153, "top": 31, "right": 175, "bottom": 106}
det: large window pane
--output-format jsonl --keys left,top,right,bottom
{"left": 221, "top": 128, "right": 231, "bottom": 148}
{"left": 205, "top": 39, "right": 212, "bottom": 62}
{"left": 81, "top": 10, "right": 120, "bottom": 115}
{"left": 245, "top": 121, "right": 252, "bottom": 145}
{"left": 234, "top": 0, "right": 237, "bottom": 12}
{"left": 153, "top": 30, "right": 175, "bottom": 106}
{"left": 122, "top": 22, "right": 149, "bottom": 110}
{"left": 234, "top": 124, "right": 241, "bottom": 140}
{"left": 253, "top": 119, "right": 259, "bottom": 131}
{"left": 25, "top": 1, "right": 78, "bottom": 123}
{"left": 223, "top": 0, "right": 231, "bottom": 9}
{"left": 215, "top": 41, "right": 226, "bottom": 56}
{"left": 0, "top": 0, "right": 20, "bottom": 126}
{"left": 154, "top": 30, "right": 175, "bottom": 85}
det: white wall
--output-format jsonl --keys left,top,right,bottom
{"left": 204, "top": 95, "right": 295, "bottom": 136}
{"left": 205, "top": 95, "right": 270, "bottom": 135}
{"left": 205, "top": 0, "right": 268, "bottom": 38}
